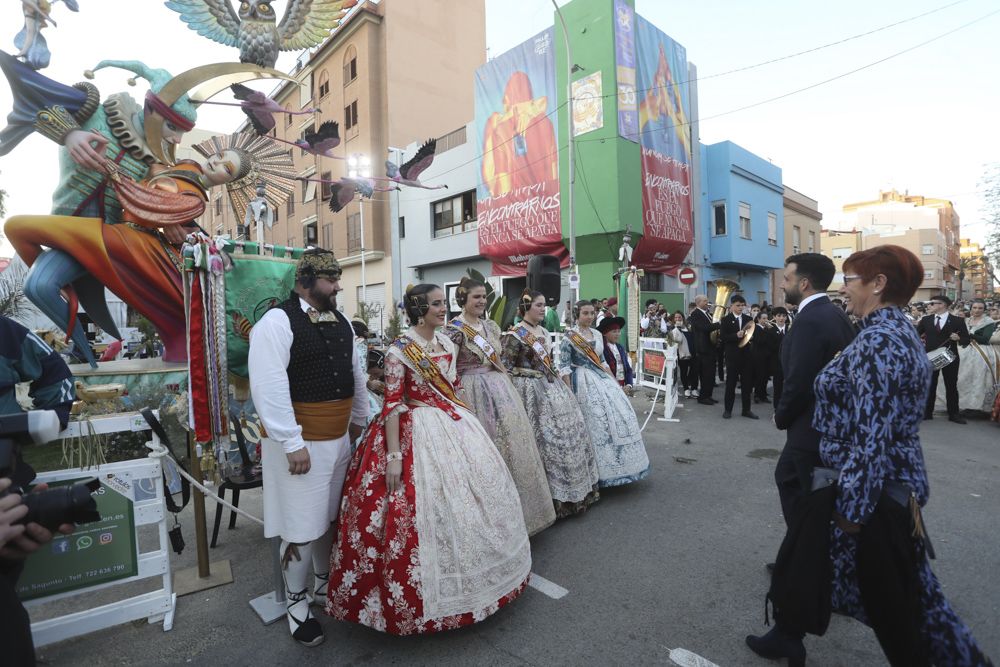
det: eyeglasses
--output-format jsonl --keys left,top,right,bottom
{"left": 842, "top": 275, "right": 863, "bottom": 284}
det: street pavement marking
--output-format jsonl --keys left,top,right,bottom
{"left": 665, "top": 647, "right": 720, "bottom": 667}
{"left": 528, "top": 572, "right": 568, "bottom": 599}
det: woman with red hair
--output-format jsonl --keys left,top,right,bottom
{"left": 748, "top": 245, "right": 991, "bottom": 665}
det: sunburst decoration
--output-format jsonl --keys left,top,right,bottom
{"left": 193, "top": 131, "right": 295, "bottom": 225}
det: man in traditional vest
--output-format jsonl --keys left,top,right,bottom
{"left": 248, "top": 249, "right": 368, "bottom": 647}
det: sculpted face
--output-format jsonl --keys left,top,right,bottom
{"left": 203, "top": 149, "right": 244, "bottom": 186}
{"left": 161, "top": 119, "right": 185, "bottom": 146}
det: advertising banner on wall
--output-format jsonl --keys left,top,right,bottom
{"left": 629, "top": 16, "right": 694, "bottom": 274}
{"left": 613, "top": 0, "right": 639, "bottom": 142}
{"left": 572, "top": 71, "right": 604, "bottom": 136}
{"left": 476, "top": 28, "right": 567, "bottom": 276}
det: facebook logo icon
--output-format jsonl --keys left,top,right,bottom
{"left": 52, "top": 540, "right": 70, "bottom": 555}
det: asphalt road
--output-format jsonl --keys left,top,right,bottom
{"left": 33, "top": 392, "right": 1000, "bottom": 666}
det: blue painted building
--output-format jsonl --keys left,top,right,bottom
{"left": 694, "top": 140, "right": 785, "bottom": 306}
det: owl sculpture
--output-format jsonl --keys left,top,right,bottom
{"left": 164, "top": 0, "right": 357, "bottom": 69}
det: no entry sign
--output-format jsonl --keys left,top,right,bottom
{"left": 678, "top": 268, "right": 697, "bottom": 285}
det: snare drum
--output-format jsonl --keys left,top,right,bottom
{"left": 927, "top": 347, "right": 956, "bottom": 370}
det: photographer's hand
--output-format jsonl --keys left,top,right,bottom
{"left": 0, "top": 479, "right": 28, "bottom": 551}
{"left": 0, "top": 483, "right": 74, "bottom": 561}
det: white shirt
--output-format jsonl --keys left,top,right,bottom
{"left": 797, "top": 292, "right": 826, "bottom": 313}
{"left": 936, "top": 313, "right": 947, "bottom": 329}
{"left": 248, "top": 297, "right": 369, "bottom": 454}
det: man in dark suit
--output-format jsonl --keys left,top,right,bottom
{"left": 772, "top": 253, "right": 856, "bottom": 522}
{"left": 769, "top": 307, "right": 790, "bottom": 408}
{"left": 720, "top": 294, "right": 757, "bottom": 419}
{"left": 916, "top": 294, "right": 970, "bottom": 424}
{"left": 688, "top": 294, "right": 720, "bottom": 405}
{"left": 751, "top": 312, "right": 777, "bottom": 404}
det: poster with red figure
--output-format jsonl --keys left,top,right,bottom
{"left": 475, "top": 28, "right": 568, "bottom": 276}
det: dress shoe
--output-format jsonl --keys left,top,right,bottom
{"left": 948, "top": 415, "right": 967, "bottom": 424}
{"left": 697, "top": 398, "right": 715, "bottom": 406}
{"left": 742, "top": 411, "right": 759, "bottom": 420}
{"left": 723, "top": 410, "right": 732, "bottom": 419}
{"left": 746, "top": 626, "right": 806, "bottom": 667}
{"left": 709, "top": 398, "right": 719, "bottom": 404}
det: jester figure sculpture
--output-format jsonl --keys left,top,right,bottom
{"left": 0, "top": 52, "right": 292, "bottom": 366}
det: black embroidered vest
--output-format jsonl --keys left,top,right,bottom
{"left": 276, "top": 295, "right": 355, "bottom": 403}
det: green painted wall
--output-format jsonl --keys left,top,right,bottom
{"left": 552, "top": 0, "right": 645, "bottom": 301}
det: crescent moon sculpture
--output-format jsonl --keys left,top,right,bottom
{"left": 146, "top": 62, "right": 295, "bottom": 164}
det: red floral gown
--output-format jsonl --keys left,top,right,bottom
{"left": 326, "top": 331, "right": 531, "bottom": 634}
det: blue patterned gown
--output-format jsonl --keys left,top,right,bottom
{"left": 558, "top": 327, "right": 650, "bottom": 487}
{"left": 813, "top": 306, "right": 989, "bottom": 665}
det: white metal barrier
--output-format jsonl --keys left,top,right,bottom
{"left": 637, "top": 337, "right": 681, "bottom": 422}
{"left": 25, "top": 413, "right": 175, "bottom": 647}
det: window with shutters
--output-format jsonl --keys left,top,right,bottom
{"left": 767, "top": 212, "right": 777, "bottom": 246}
{"left": 738, "top": 202, "right": 751, "bottom": 239}
{"left": 807, "top": 231, "right": 816, "bottom": 253}
{"left": 343, "top": 46, "right": 357, "bottom": 84}
{"left": 214, "top": 197, "right": 222, "bottom": 217}
{"left": 300, "top": 123, "right": 314, "bottom": 155}
{"left": 792, "top": 225, "right": 801, "bottom": 254}
{"left": 322, "top": 223, "right": 332, "bottom": 249}
{"left": 432, "top": 190, "right": 478, "bottom": 238}
{"left": 347, "top": 212, "right": 361, "bottom": 254}
{"left": 320, "top": 171, "right": 332, "bottom": 200}
{"left": 304, "top": 221, "right": 318, "bottom": 246}
{"left": 399, "top": 216, "right": 405, "bottom": 239}
{"left": 318, "top": 71, "right": 330, "bottom": 99}
{"left": 344, "top": 101, "right": 358, "bottom": 132}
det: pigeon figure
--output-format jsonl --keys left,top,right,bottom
{"left": 195, "top": 83, "right": 316, "bottom": 134}
{"left": 385, "top": 138, "right": 448, "bottom": 190}
{"left": 164, "top": 0, "right": 358, "bottom": 69}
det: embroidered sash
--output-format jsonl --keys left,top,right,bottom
{"left": 512, "top": 325, "right": 556, "bottom": 378}
{"left": 392, "top": 336, "right": 470, "bottom": 410}
{"left": 448, "top": 318, "right": 506, "bottom": 373}
{"left": 567, "top": 329, "right": 614, "bottom": 377}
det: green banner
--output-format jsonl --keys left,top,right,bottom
{"left": 225, "top": 254, "right": 298, "bottom": 378}
{"left": 16, "top": 477, "right": 138, "bottom": 601}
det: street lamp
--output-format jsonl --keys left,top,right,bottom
{"left": 552, "top": 0, "right": 579, "bottom": 301}
{"left": 348, "top": 153, "right": 370, "bottom": 308}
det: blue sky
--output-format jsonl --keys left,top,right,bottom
{"left": 1, "top": 0, "right": 997, "bottom": 253}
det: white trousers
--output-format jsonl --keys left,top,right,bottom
{"left": 261, "top": 434, "right": 352, "bottom": 543}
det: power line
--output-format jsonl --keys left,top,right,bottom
{"left": 594, "top": 0, "right": 974, "bottom": 103}
{"left": 580, "top": 7, "right": 1000, "bottom": 144}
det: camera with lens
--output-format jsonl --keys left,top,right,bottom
{"left": 0, "top": 410, "right": 102, "bottom": 531}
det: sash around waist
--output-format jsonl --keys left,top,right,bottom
{"left": 260, "top": 398, "right": 354, "bottom": 441}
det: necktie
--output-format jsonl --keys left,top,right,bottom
{"left": 306, "top": 307, "right": 337, "bottom": 323}
{"left": 936, "top": 316, "right": 943, "bottom": 331}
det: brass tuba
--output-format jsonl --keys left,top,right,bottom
{"left": 708, "top": 279, "right": 740, "bottom": 345}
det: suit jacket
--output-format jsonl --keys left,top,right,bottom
{"left": 915, "top": 313, "right": 970, "bottom": 355}
{"left": 688, "top": 308, "right": 719, "bottom": 356}
{"left": 771, "top": 325, "right": 788, "bottom": 373}
{"left": 774, "top": 296, "right": 856, "bottom": 450}
{"left": 720, "top": 312, "right": 753, "bottom": 356}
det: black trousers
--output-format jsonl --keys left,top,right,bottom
{"left": 0, "top": 565, "right": 34, "bottom": 666}
{"left": 724, "top": 349, "right": 753, "bottom": 413}
{"left": 753, "top": 353, "right": 771, "bottom": 399}
{"left": 678, "top": 358, "right": 696, "bottom": 390}
{"left": 926, "top": 359, "right": 959, "bottom": 417}
{"left": 774, "top": 442, "right": 822, "bottom": 524}
{"left": 772, "top": 368, "right": 784, "bottom": 409}
{"left": 697, "top": 352, "right": 716, "bottom": 399}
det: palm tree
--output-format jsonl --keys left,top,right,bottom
{"left": 0, "top": 257, "right": 28, "bottom": 319}
{"left": 957, "top": 256, "right": 981, "bottom": 301}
